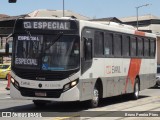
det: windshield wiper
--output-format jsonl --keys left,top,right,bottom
{"left": 45, "top": 32, "right": 63, "bottom": 51}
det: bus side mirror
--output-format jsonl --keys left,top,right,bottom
{"left": 5, "top": 43, "right": 9, "bottom": 54}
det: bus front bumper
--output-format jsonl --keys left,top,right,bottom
{"left": 10, "top": 83, "right": 80, "bottom": 102}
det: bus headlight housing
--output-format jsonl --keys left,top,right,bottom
{"left": 63, "top": 79, "right": 79, "bottom": 92}
{"left": 11, "top": 77, "right": 15, "bottom": 83}
{"left": 11, "top": 77, "right": 20, "bottom": 90}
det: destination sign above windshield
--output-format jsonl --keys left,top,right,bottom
{"left": 23, "top": 21, "right": 70, "bottom": 30}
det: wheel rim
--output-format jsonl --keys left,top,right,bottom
{"left": 134, "top": 82, "right": 139, "bottom": 97}
{"left": 92, "top": 88, "right": 99, "bottom": 105}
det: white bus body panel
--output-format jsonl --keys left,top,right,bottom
{"left": 78, "top": 20, "right": 157, "bottom": 101}
{"left": 10, "top": 71, "right": 80, "bottom": 101}
{"left": 79, "top": 58, "right": 156, "bottom": 101}
{"left": 10, "top": 84, "right": 80, "bottom": 101}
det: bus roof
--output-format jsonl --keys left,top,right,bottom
{"left": 79, "top": 20, "right": 157, "bottom": 38}
{"left": 20, "top": 17, "right": 157, "bottom": 38}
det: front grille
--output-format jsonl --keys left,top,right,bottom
{"left": 20, "top": 87, "right": 63, "bottom": 98}
{"left": 12, "top": 67, "right": 74, "bottom": 81}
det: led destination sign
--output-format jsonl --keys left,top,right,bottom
{"left": 23, "top": 21, "right": 70, "bottom": 30}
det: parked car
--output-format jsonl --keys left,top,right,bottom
{"left": 156, "top": 65, "right": 160, "bottom": 86}
{"left": 0, "top": 64, "right": 11, "bottom": 80}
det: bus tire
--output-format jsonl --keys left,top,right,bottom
{"left": 89, "top": 84, "right": 100, "bottom": 108}
{"left": 131, "top": 78, "right": 140, "bottom": 100}
{"left": 33, "top": 100, "right": 47, "bottom": 107}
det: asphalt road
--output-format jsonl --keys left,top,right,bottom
{"left": 0, "top": 79, "right": 160, "bottom": 120}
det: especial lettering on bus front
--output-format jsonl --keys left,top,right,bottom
{"left": 14, "top": 35, "right": 42, "bottom": 67}
{"left": 23, "top": 21, "right": 70, "bottom": 30}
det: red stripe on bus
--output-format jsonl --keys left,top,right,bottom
{"left": 124, "top": 59, "right": 141, "bottom": 93}
{"left": 135, "top": 31, "right": 145, "bottom": 36}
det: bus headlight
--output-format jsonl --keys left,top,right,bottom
{"left": 63, "top": 79, "right": 79, "bottom": 92}
{"left": 71, "top": 81, "right": 77, "bottom": 86}
{"left": 11, "top": 78, "right": 20, "bottom": 90}
{"left": 11, "top": 77, "right": 15, "bottom": 83}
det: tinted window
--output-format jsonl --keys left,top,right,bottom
{"left": 144, "top": 38, "right": 149, "bottom": 57}
{"left": 94, "top": 31, "right": 104, "bottom": 56}
{"left": 150, "top": 39, "right": 156, "bottom": 57}
{"left": 104, "top": 33, "right": 113, "bottom": 56}
{"left": 0, "top": 65, "right": 10, "bottom": 69}
{"left": 113, "top": 34, "right": 122, "bottom": 57}
{"left": 137, "top": 37, "right": 143, "bottom": 57}
{"left": 130, "top": 37, "right": 137, "bottom": 57}
{"left": 122, "top": 35, "right": 130, "bottom": 57}
{"left": 84, "top": 38, "right": 92, "bottom": 61}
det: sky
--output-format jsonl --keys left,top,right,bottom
{"left": 0, "top": 0, "right": 160, "bottom": 19}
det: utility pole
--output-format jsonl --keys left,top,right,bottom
{"left": 136, "top": 4, "right": 150, "bottom": 30}
{"left": 63, "top": 0, "right": 65, "bottom": 17}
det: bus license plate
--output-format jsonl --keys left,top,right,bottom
{"left": 35, "top": 92, "right": 47, "bottom": 97}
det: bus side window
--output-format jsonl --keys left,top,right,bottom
{"left": 137, "top": 37, "right": 144, "bottom": 57}
{"left": 122, "top": 35, "right": 130, "bottom": 57}
{"left": 84, "top": 38, "right": 92, "bottom": 61}
{"left": 130, "top": 36, "right": 137, "bottom": 57}
{"left": 104, "top": 33, "right": 113, "bottom": 56}
{"left": 150, "top": 39, "right": 156, "bottom": 58}
{"left": 94, "top": 31, "right": 104, "bottom": 56}
{"left": 113, "top": 34, "right": 122, "bottom": 57}
{"left": 144, "top": 38, "right": 149, "bottom": 57}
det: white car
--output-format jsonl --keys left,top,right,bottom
{"left": 156, "top": 65, "right": 160, "bottom": 86}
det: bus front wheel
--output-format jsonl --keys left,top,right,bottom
{"left": 89, "top": 84, "right": 100, "bottom": 108}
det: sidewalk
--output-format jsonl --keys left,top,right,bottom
{"left": 0, "top": 80, "right": 8, "bottom": 91}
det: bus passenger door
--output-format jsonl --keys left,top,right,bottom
{"left": 80, "top": 37, "right": 93, "bottom": 101}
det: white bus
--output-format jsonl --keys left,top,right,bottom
{"left": 8, "top": 17, "right": 157, "bottom": 107}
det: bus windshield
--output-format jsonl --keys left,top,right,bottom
{"left": 14, "top": 34, "right": 80, "bottom": 71}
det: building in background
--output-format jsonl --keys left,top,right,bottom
{"left": 120, "top": 14, "right": 160, "bottom": 34}
{"left": 28, "top": 9, "right": 90, "bottom": 20}
{"left": 0, "top": 14, "right": 14, "bottom": 63}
